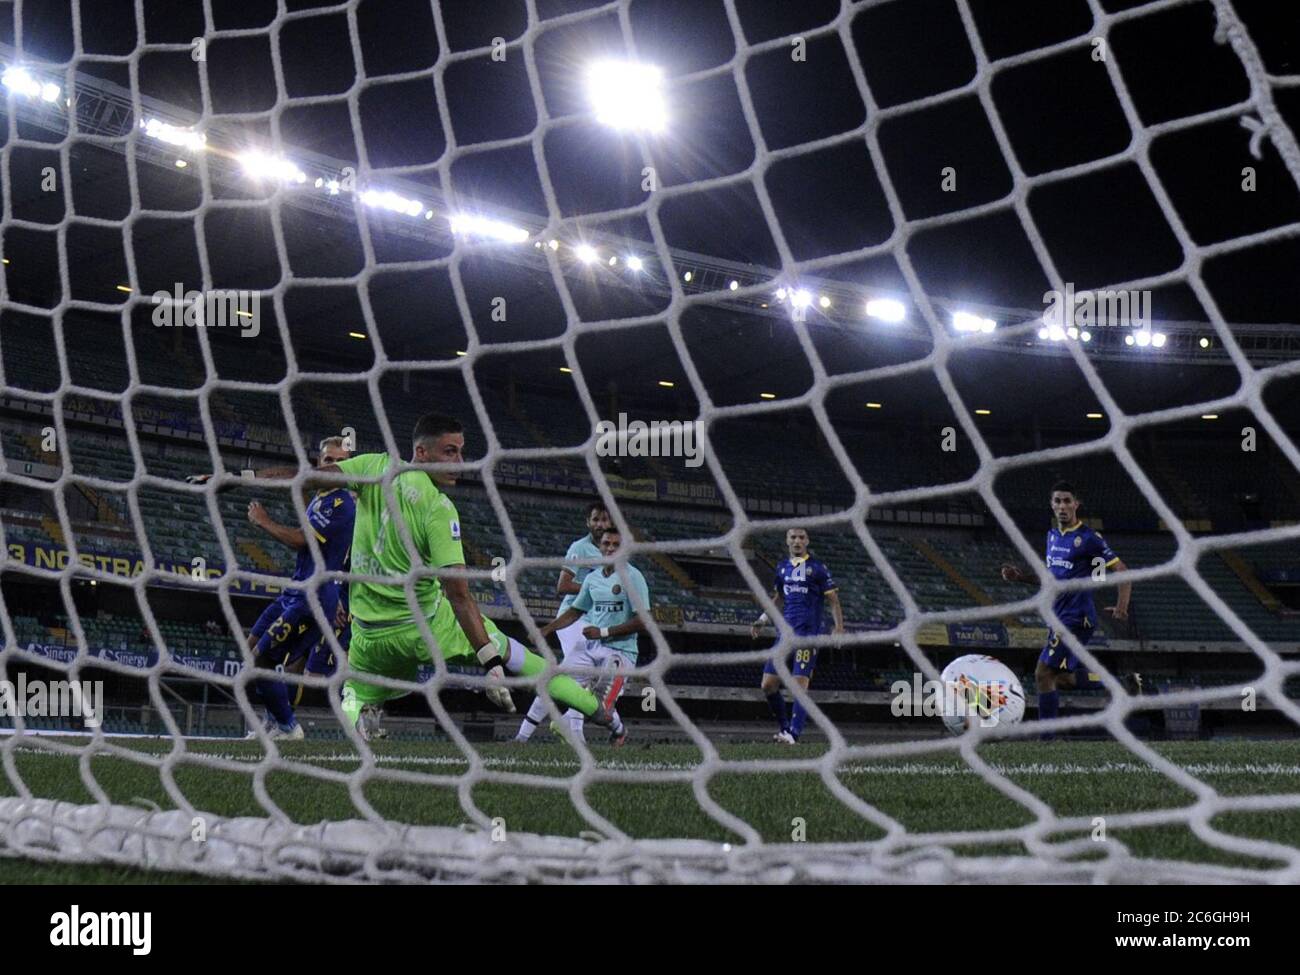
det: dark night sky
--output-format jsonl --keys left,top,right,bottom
{"left": 1, "top": 0, "right": 1298, "bottom": 443}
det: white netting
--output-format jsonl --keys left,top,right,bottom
{"left": 1, "top": 0, "right": 1300, "bottom": 883}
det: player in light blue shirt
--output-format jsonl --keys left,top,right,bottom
{"left": 553, "top": 500, "right": 611, "bottom": 654}
{"left": 516, "top": 527, "right": 647, "bottom": 745}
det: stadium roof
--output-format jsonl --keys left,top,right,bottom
{"left": 0, "top": 1, "right": 1297, "bottom": 435}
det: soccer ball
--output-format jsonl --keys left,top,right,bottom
{"left": 938, "top": 654, "right": 1025, "bottom": 734}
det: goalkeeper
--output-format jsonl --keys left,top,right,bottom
{"left": 191, "top": 413, "right": 610, "bottom": 738}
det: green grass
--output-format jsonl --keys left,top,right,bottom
{"left": 3, "top": 737, "right": 1299, "bottom": 882}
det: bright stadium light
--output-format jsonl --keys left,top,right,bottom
{"left": 575, "top": 244, "right": 598, "bottom": 264}
{"left": 1038, "top": 327, "right": 1050, "bottom": 340}
{"left": 818, "top": 295, "right": 831, "bottom": 309}
{"left": 239, "top": 151, "right": 306, "bottom": 184}
{"left": 2, "top": 67, "right": 36, "bottom": 97}
{"left": 1151, "top": 332, "right": 1167, "bottom": 348}
{"left": 952, "top": 310, "right": 996, "bottom": 333}
{"left": 627, "top": 256, "right": 644, "bottom": 272}
{"left": 1199, "top": 336, "right": 1210, "bottom": 349}
{"left": 790, "top": 289, "right": 813, "bottom": 309}
{"left": 548, "top": 239, "right": 559, "bottom": 251}
{"left": 448, "top": 213, "right": 529, "bottom": 243}
{"left": 608, "top": 255, "right": 618, "bottom": 266}
{"left": 1080, "top": 330, "right": 1091, "bottom": 342}
{"left": 1048, "top": 324, "right": 1066, "bottom": 342}
{"left": 3, "top": 66, "right": 56, "bottom": 101}
{"left": 683, "top": 270, "right": 693, "bottom": 282}
{"left": 1135, "top": 330, "right": 1152, "bottom": 347}
{"left": 1125, "top": 335, "right": 1135, "bottom": 346}
{"left": 865, "top": 298, "right": 906, "bottom": 322}
{"left": 587, "top": 60, "right": 667, "bottom": 133}
{"left": 142, "top": 117, "right": 206, "bottom": 152}
{"left": 729, "top": 280, "right": 739, "bottom": 291}
{"left": 775, "top": 287, "right": 787, "bottom": 301}
{"left": 362, "top": 188, "right": 424, "bottom": 217}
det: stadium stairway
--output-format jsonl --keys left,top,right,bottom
{"left": 303, "top": 389, "right": 348, "bottom": 443}
{"left": 236, "top": 539, "right": 279, "bottom": 574}
{"left": 505, "top": 398, "right": 555, "bottom": 449}
{"left": 461, "top": 535, "right": 491, "bottom": 569}
{"left": 82, "top": 486, "right": 124, "bottom": 527}
{"left": 16, "top": 430, "right": 50, "bottom": 463}
{"left": 8, "top": 430, "right": 123, "bottom": 529}
{"left": 1220, "top": 549, "right": 1285, "bottom": 613}
{"left": 910, "top": 537, "right": 1000, "bottom": 615}
{"left": 1142, "top": 441, "right": 1213, "bottom": 529}
{"left": 40, "top": 513, "right": 67, "bottom": 547}
{"left": 1270, "top": 452, "right": 1300, "bottom": 514}
{"left": 631, "top": 526, "right": 697, "bottom": 591}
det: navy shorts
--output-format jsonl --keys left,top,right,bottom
{"left": 303, "top": 619, "right": 348, "bottom": 677}
{"left": 763, "top": 645, "right": 818, "bottom": 679}
{"left": 1038, "top": 617, "right": 1095, "bottom": 670}
{"left": 250, "top": 589, "right": 341, "bottom": 670}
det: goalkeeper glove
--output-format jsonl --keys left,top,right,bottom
{"left": 477, "top": 642, "right": 516, "bottom": 713}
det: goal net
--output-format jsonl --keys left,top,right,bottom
{"left": 1, "top": 0, "right": 1299, "bottom": 883}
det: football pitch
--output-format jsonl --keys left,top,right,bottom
{"left": 2, "top": 737, "right": 1299, "bottom": 882}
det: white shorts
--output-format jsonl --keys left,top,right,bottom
{"left": 563, "top": 640, "right": 633, "bottom": 710}
{"left": 557, "top": 616, "right": 588, "bottom": 658}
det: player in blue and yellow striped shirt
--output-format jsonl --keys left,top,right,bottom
{"left": 1001, "top": 481, "right": 1132, "bottom": 735}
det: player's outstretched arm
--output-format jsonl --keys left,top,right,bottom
{"left": 541, "top": 608, "right": 582, "bottom": 639}
{"left": 442, "top": 571, "right": 492, "bottom": 648}
{"left": 555, "top": 568, "right": 582, "bottom": 597}
{"left": 1104, "top": 558, "right": 1132, "bottom": 621}
{"left": 751, "top": 589, "right": 783, "bottom": 639}
{"left": 247, "top": 501, "right": 307, "bottom": 549}
{"left": 826, "top": 589, "right": 845, "bottom": 635}
{"left": 583, "top": 613, "right": 646, "bottom": 641}
{"left": 443, "top": 571, "right": 515, "bottom": 712}
{"left": 188, "top": 463, "right": 344, "bottom": 493}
